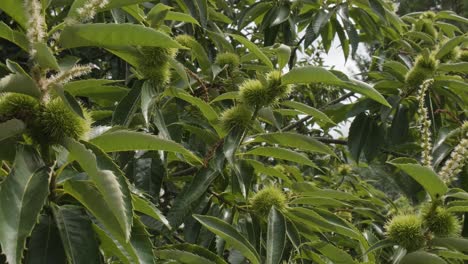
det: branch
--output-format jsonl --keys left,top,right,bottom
{"left": 288, "top": 35, "right": 306, "bottom": 69}
{"left": 185, "top": 68, "right": 210, "bottom": 102}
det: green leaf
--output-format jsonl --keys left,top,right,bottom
{"left": 6, "top": 59, "right": 28, "bottom": 75}
{"left": 193, "top": 215, "right": 261, "bottom": 264}
{"left": 210, "top": 91, "right": 239, "bottom": 103}
{"left": 59, "top": 23, "right": 184, "bottom": 49}
{"left": 340, "top": 79, "right": 391, "bottom": 107}
{"left": 435, "top": 35, "right": 467, "bottom": 60}
{"left": 189, "top": 40, "right": 212, "bottom": 74}
{"left": 168, "top": 57, "right": 190, "bottom": 88}
{"left": 64, "top": 79, "right": 128, "bottom": 106}
{"left": 89, "top": 130, "right": 202, "bottom": 165}
{"left": 167, "top": 168, "right": 220, "bottom": 228}
{"left": 155, "top": 244, "right": 228, "bottom": 264}
{"left": 243, "top": 147, "right": 317, "bottom": 168}
{"left": 0, "top": 146, "right": 50, "bottom": 264}
{"left": 51, "top": 204, "right": 100, "bottom": 264}
{"left": 438, "top": 62, "right": 468, "bottom": 73}
{"left": 294, "top": 188, "right": 365, "bottom": 202}
{"left": 0, "top": 0, "right": 27, "bottom": 28}
{"left": 0, "top": 22, "right": 28, "bottom": 51}
{"left": 275, "top": 44, "right": 291, "bottom": 70}
{"left": 307, "top": 241, "right": 357, "bottom": 264}
{"left": 63, "top": 180, "right": 127, "bottom": 243}
{"left": 166, "top": 11, "right": 200, "bottom": 25}
{"left": 52, "top": 85, "right": 85, "bottom": 118}
{"left": 63, "top": 139, "right": 133, "bottom": 241}
{"left": 388, "top": 162, "right": 448, "bottom": 199}
{"left": 25, "top": 215, "right": 66, "bottom": 264}
{"left": 282, "top": 66, "right": 342, "bottom": 85}
{"left": 0, "top": 73, "right": 41, "bottom": 98}
{"left": 249, "top": 132, "right": 336, "bottom": 156}
{"left": 287, "top": 207, "right": 363, "bottom": 241}
{"left": 93, "top": 217, "right": 155, "bottom": 264}
{"left": 266, "top": 207, "right": 286, "bottom": 264}
{"left": 347, "top": 113, "right": 370, "bottom": 162}
{"left": 245, "top": 159, "right": 291, "bottom": 184}
{"left": 146, "top": 3, "right": 172, "bottom": 27}
{"left": 165, "top": 89, "right": 222, "bottom": 134}
{"left": 0, "top": 119, "right": 26, "bottom": 142}
{"left": 33, "top": 43, "right": 60, "bottom": 70}
{"left": 208, "top": 8, "right": 232, "bottom": 24}
{"left": 436, "top": 11, "right": 468, "bottom": 24}
{"left": 432, "top": 238, "right": 468, "bottom": 252}
{"left": 290, "top": 197, "right": 350, "bottom": 207}
{"left": 400, "top": 251, "right": 447, "bottom": 264}
{"left": 238, "top": 2, "right": 273, "bottom": 29}
{"left": 437, "top": 251, "right": 468, "bottom": 260}
{"left": 447, "top": 206, "right": 468, "bottom": 212}
{"left": 229, "top": 34, "right": 273, "bottom": 69}
{"left": 92, "top": 224, "right": 131, "bottom": 263}
{"left": 282, "top": 101, "right": 335, "bottom": 125}
{"left": 283, "top": 67, "right": 390, "bottom": 107}
{"left": 112, "top": 84, "right": 142, "bottom": 126}
{"left": 132, "top": 194, "right": 170, "bottom": 229}
{"left": 362, "top": 239, "right": 395, "bottom": 256}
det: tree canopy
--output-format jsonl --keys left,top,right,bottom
{"left": 0, "top": 0, "right": 467, "bottom": 263}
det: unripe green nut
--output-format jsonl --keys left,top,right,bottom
{"left": 220, "top": 105, "right": 252, "bottom": 132}
{"left": 33, "top": 99, "right": 91, "bottom": 145}
{"left": 0, "top": 93, "right": 39, "bottom": 122}
{"left": 439, "top": 39, "right": 461, "bottom": 63}
{"left": 265, "top": 70, "right": 291, "bottom": 102}
{"left": 405, "top": 54, "right": 438, "bottom": 87}
{"left": 239, "top": 79, "right": 270, "bottom": 107}
{"left": 250, "top": 186, "right": 287, "bottom": 217}
{"left": 385, "top": 214, "right": 426, "bottom": 251}
{"left": 460, "top": 50, "right": 468, "bottom": 62}
{"left": 337, "top": 164, "right": 352, "bottom": 175}
{"left": 137, "top": 47, "right": 177, "bottom": 84}
{"left": 422, "top": 206, "right": 461, "bottom": 237}
{"left": 215, "top": 52, "right": 240, "bottom": 68}
{"left": 175, "top": 34, "right": 195, "bottom": 48}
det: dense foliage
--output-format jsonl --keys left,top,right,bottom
{"left": 0, "top": 0, "right": 467, "bottom": 263}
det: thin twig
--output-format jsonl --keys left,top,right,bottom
{"left": 288, "top": 35, "right": 306, "bottom": 69}
{"left": 185, "top": 69, "right": 209, "bottom": 102}
{"left": 208, "top": 189, "right": 249, "bottom": 212}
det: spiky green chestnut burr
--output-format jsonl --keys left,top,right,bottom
{"left": 250, "top": 186, "right": 287, "bottom": 217}
{"left": 0, "top": 93, "right": 39, "bottom": 122}
{"left": 385, "top": 214, "right": 426, "bottom": 251}
{"left": 460, "top": 50, "right": 468, "bottom": 62}
{"left": 264, "top": 70, "right": 291, "bottom": 102}
{"left": 422, "top": 205, "right": 461, "bottom": 237}
{"left": 33, "top": 99, "right": 91, "bottom": 145}
{"left": 175, "top": 34, "right": 196, "bottom": 48}
{"left": 215, "top": 52, "right": 240, "bottom": 68}
{"left": 337, "top": 164, "right": 352, "bottom": 175}
{"left": 220, "top": 105, "right": 252, "bottom": 132}
{"left": 438, "top": 39, "right": 461, "bottom": 63}
{"left": 238, "top": 79, "right": 270, "bottom": 107}
{"left": 137, "top": 47, "right": 177, "bottom": 84}
{"left": 405, "top": 54, "right": 438, "bottom": 87}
